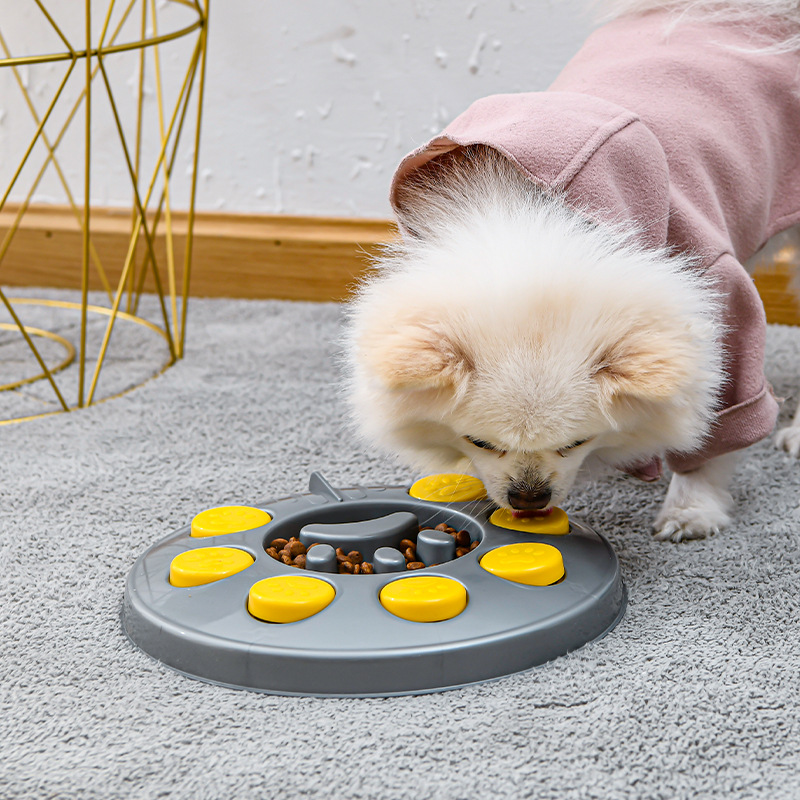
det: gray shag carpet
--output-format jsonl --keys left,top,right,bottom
{"left": 1, "top": 291, "right": 799, "bottom": 799}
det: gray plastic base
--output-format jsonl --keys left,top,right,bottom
{"left": 122, "top": 473, "right": 626, "bottom": 697}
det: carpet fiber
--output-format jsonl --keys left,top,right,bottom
{"left": 1, "top": 292, "right": 799, "bottom": 799}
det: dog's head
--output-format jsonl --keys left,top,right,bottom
{"left": 345, "top": 195, "right": 722, "bottom": 514}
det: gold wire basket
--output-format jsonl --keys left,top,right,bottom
{"left": 0, "top": 0, "right": 208, "bottom": 423}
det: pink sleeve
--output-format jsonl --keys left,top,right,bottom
{"left": 666, "top": 253, "right": 779, "bottom": 473}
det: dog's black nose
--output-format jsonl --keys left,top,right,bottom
{"left": 507, "top": 485, "right": 552, "bottom": 510}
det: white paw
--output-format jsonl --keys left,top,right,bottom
{"left": 775, "top": 425, "right": 800, "bottom": 458}
{"left": 652, "top": 459, "right": 735, "bottom": 543}
{"left": 653, "top": 504, "right": 730, "bottom": 542}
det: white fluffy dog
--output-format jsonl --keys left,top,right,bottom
{"left": 344, "top": 1, "right": 800, "bottom": 541}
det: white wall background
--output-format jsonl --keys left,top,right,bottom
{"left": 0, "top": 1, "right": 598, "bottom": 219}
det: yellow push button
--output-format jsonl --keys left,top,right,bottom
{"left": 191, "top": 505, "right": 272, "bottom": 538}
{"left": 489, "top": 507, "right": 570, "bottom": 535}
{"left": 248, "top": 576, "right": 335, "bottom": 623}
{"left": 480, "top": 543, "right": 564, "bottom": 586}
{"left": 380, "top": 576, "right": 467, "bottom": 622}
{"left": 169, "top": 547, "right": 255, "bottom": 588}
{"left": 409, "top": 474, "right": 487, "bottom": 503}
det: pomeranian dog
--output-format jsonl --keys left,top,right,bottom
{"left": 344, "top": 1, "right": 800, "bottom": 542}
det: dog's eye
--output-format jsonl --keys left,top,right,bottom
{"left": 464, "top": 435, "right": 506, "bottom": 455}
{"left": 557, "top": 438, "right": 591, "bottom": 457}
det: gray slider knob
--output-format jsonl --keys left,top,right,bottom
{"left": 305, "top": 543, "right": 338, "bottom": 573}
{"left": 415, "top": 529, "right": 456, "bottom": 567}
{"left": 299, "top": 512, "right": 419, "bottom": 561}
{"left": 373, "top": 546, "right": 407, "bottom": 574}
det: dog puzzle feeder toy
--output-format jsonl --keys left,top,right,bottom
{"left": 122, "top": 471, "right": 626, "bottom": 696}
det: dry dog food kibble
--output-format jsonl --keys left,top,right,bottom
{"left": 264, "top": 524, "right": 477, "bottom": 574}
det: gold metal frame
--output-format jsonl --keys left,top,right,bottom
{"left": 0, "top": 321, "right": 75, "bottom": 392}
{"left": 0, "top": 0, "right": 208, "bottom": 423}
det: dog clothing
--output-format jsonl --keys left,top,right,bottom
{"left": 391, "top": 12, "right": 800, "bottom": 473}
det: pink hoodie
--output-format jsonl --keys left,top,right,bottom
{"left": 391, "top": 12, "right": 800, "bottom": 474}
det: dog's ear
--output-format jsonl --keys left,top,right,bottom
{"left": 592, "top": 325, "right": 692, "bottom": 403}
{"left": 360, "top": 318, "right": 473, "bottom": 390}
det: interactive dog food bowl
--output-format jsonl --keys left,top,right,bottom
{"left": 122, "top": 472, "right": 626, "bottom": 696}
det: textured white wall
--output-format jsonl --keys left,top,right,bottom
{"left": 221, "top": 0, "right": 597, "bottom": 217}
{"left": 0, "top": 1, "right": 597, "bottom": 219}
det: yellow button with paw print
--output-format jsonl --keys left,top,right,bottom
{"left": 480, "top": 543, "right": 564, "bottom": 586}
{"left": 409, "top": 474, "right": 487, "bottom": 503}
{"left": 380, "top": 576, "right": 467, "bottom": 622}
{"left": 489, "top": 507, "right": 570, "bottom": 535}
{"left": 169, "top": 547, "right": 255, "bottom": 588}
{"left": 248, "top": 576, "right": 336, "bottom": 623}
{"left": 191, "top": 505, "right": 272, "bottom": 538}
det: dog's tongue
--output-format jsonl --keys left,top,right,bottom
{"left": 511, "top": 507, "right": 554, "bottom": 519}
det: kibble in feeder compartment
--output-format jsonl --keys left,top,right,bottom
{"left": 122, "top": 471, "right": 626, "bottom": 696}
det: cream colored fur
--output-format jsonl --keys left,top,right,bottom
{"left": 597, "top": 0, "right": 800, "bottom": 52}
{"left": 345, "top": 148, "right": 727, "bottom": 539}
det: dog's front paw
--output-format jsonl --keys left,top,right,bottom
{"left": 776, "top": 424, "right": 800, "bottom": 458}
{"left": 653, "top": 504, "right": 730, "bottom": 542}
{"left": 652, "top": 464, "right": 734, "bottom": 542}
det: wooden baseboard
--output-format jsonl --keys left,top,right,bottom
{"left": 752, "top": 262, "right": 800, "bottom": 326}
{"left": 1, "top": 203, "right": 798, "bottom": 323}
{"left": 0, "top": 204, "right": 396, "bottom": 303}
